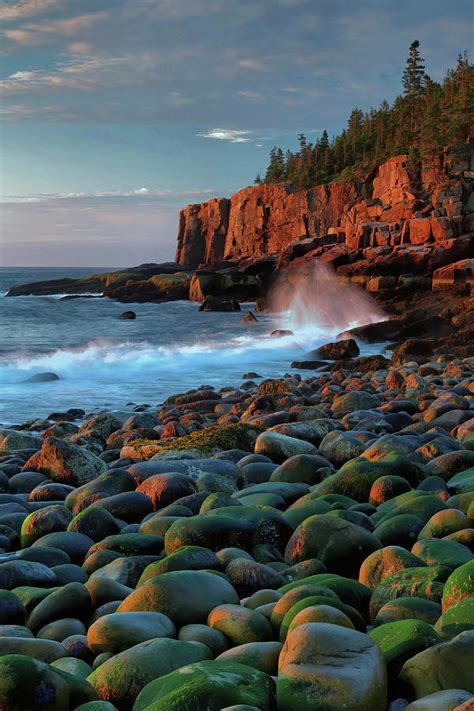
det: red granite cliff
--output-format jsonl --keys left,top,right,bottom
{"left": 175, "top": 155, "right": 473, "bottom": 281}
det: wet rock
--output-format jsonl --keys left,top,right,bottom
{"left": 312, "top": 338, "right": 360, "bottom": 360}
{"left": 25, "top": 372, "right": 60, "bottom": 382}
{"left": 24, "top": 438, "right": 107, "bottom": 487}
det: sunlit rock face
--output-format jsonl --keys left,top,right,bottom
{"left": 175, "top": 154, "right": 472, "bottom": 273}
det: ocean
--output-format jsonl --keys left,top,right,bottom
{"left": 0, "top": 266, "right": 385, "bottom": 426}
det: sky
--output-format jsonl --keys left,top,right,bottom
{"left": 0, "top": 0, "right": 472, "bottom": 267}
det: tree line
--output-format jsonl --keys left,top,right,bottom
{"left": 257, "top": 42, "right": 473, "bottom": 190}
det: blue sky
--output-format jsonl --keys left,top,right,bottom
{"left": 0, "top": 0, "right": 472, "bottom": 266}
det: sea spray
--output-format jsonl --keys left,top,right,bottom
{"left": 270, "top": 261, "right": 386, "bottom": 343}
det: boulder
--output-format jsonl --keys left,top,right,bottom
{"left": 23, "top": 438, "right": 107, "bottom": 487}
{"left": 278, "top": 622, "right": 387, "bottom": 711}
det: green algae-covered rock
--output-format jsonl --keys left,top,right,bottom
{"left": 136, "top": 546, "right": 220, "bottom": 584}
{"left": 270, "top": 454, "right": 333, "bottom": 485}
{"left": 87, "top": 638, "right": 211, "bottom": 710}
{"left": 359, "top": 546, "right": 425, "bottom": 589}
{"left": 133, "top": 660, "right": 276, "bottom": 711}
{"left": 284, "top": 514, "right": 381, "bottom": 577}
{"left": 68, "top": 507, "right": 121, "bottom": 542}
{"left": 208, "top": 603, "right": 273, "bottom": 645}
{"left": 270, "top": 584, "right": 339, "bottom": 629}
{"left": 315, "top": 456, "right": 421, "bottom": 503}
{"left": 442, "top": 559, "right": 474, "bottom": 612}
{"left": 117, "top": 570, "right": 239, "bottom": 627}
{"left": 411, "top": 538, "right": 472, "bottom": 570}
{"left": 369, "top": 619, "right": 440, "bottom": 670}
{"left": 369, "top": 475, "right": 412, "bottom": 506}
{"left": 87, "top": 611, "right": 176, "bottom": 654}
{"left": 373, "top": 596, "right": 442, "bottom": 627}
{"left": 282, "top": 499, "right": 331, "bottom": 529}
{"left": 0, "top": 590, "right": 26, "bottom": 625}
{"left": 86, "top": 533, "right": 163, "bottom": 559}
{"left": 434, "top": 598, "right": 474, "bottom": 638}
{"left": 216, "top": 641, "right": 282, "bottom": 675}
{"left": 372, "top": 491, "right": 447, "bottom": 525}
{"left": 399, "top": 630, "right": 474, "bottom": 697}
{"left": 369, "top": 566, "right": 449, "bottom": 622}
{"left": 0, "top": 654, "right": 98, "bottom": 709}
{"left": 417, "top": 508, "right": 469, "bottom": 539}
{"left": 26, "top": 582, "right": 92, "bottom": 633}
{"left": 277, "top": 622, "right": 387, "bottom": 711}
{"left": 374, "top": 514, "right": 425, "bottom": 548}
{"left": 163, "top": 514, "right": 254, "bottom": 554}
{"left": 279, "top": 595, "right": 363, "bottom": 640}
{"left": 225, "top": 558, "right": 286, "bottom": 597}
{"left": 285, "top": 604, "right": 354, "bottom": 637}
{"left": 20, "top": 505, "right": 72, "bottom": 548}
{"left": 278, "top": 573, "right": 371, "bottom": 622}
{"left": 166, "top": 506, "right": 292, "bottom": 554}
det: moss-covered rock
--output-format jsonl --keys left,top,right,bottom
{"left": 411, "top": 538, "right": 472, "bottom": 570}
{"left": 369, "top": 566, "right": 450, "bottom": 622}
{"left": 87, "top": 638, "right": 211, "bottom": 710}
{"left": 20, "top": 506, "right": 72, "bottom": 548}
{"left": 359, "top": 546, "right": 425, "bottom": 589}
{"left": 373, "top": 596, "right": 442, "bottom": 627}
{"left": 285, "top": 514, "right": 381, "bottom": 577}
{"left": 117, "top": 570, "right": 238, "bottom": 627}
{"left": 0, "top": 654, "right": 98, "bottom": 709}
{"left": 216, "top": 641, "right": 282, "bottom": 675}
{"left": 133, "top": 660, "right": 276, "bottom": 711}
{"left": 442, "top": 560, "right": 474, "bottom": 612}
{"left": 208, "top": 604, "right": 273, "bottom": 645}
{"left": 122, "top": 424, "right": 263, "bottom": 460}
{"left": 87, "top": 611, "right": 176, "bottom": 654}
{"left": 434, "top": 598, "right": 474, "bottom": 638}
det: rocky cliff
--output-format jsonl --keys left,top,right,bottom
{"left": 175, "top": 155, "right": 474, "bottom": 277}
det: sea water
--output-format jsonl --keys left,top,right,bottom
{"left": 0, "top": 266, "right": 385, "bottom": 425}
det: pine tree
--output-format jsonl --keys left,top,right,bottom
{"left": 260, "top": 47, "right": 473, "bottom": 190}
{"left": 402, "top": 40, "right": 426, "bottom": 99}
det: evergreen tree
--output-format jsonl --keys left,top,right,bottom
{"left": 261, "top": 46, "right": 473, "bottom": 189}
{"left": 402, "top": 40, "right": 426, "bottom": 98}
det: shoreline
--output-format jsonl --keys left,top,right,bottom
{"left": 0, "top": 346, "right": 472, "bottom": 708}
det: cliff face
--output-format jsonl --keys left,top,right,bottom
{"left": 176, "top": 155, "right": 471, "bottom": 269}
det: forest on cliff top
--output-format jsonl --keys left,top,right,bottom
{"left": 259, "top": 42, "right": 474, "bottom": 189}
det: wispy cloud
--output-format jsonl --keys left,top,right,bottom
{"left": 0, "top": 54, "right": 142, "bottom": 94}
{"left": 0, "top": 0, "right": 63, "bottom": 22}
{"left": 239, "top": 59, "right": 265, "bottom": 71}
{"left": 4, "top": 12, "right": 108, "bottom": 45}
{"left": 237, "top": 90, "right": 264, "bottom": 101}
{"left": 197, "top": 128, "right": 253, "bottom": 143}
{"left": 0, "top": 188, "right": 216, "bottom": 204}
